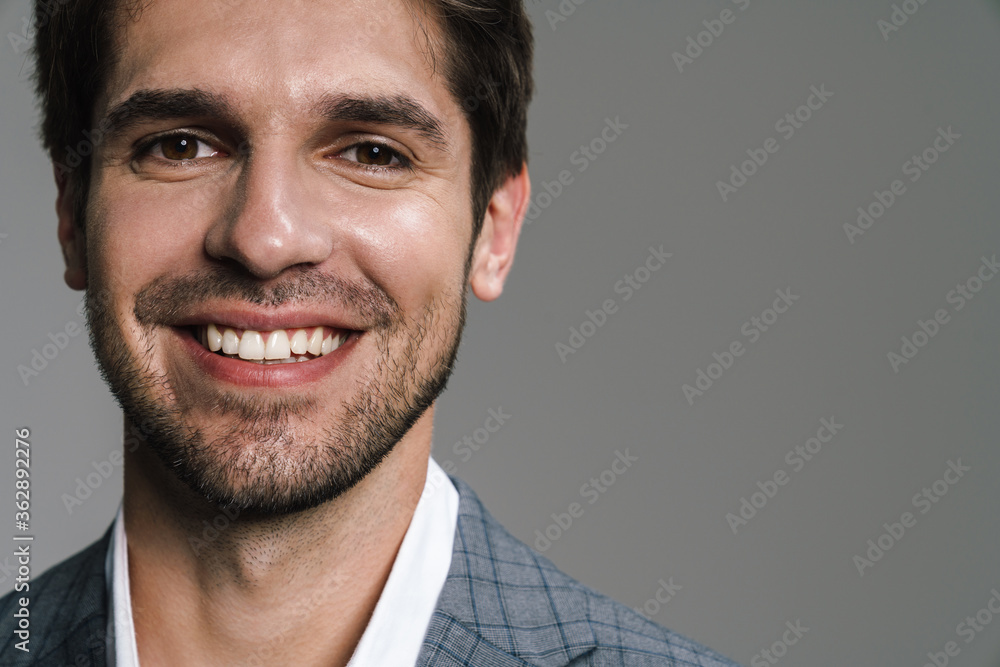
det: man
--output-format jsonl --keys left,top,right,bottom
{"left": 0, "top": 0, "right": 740, "bottom": 664}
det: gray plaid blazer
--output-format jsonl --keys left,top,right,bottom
{"left": 0, "top": 476, "right": 740, "bottom": 666}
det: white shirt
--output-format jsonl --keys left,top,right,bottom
{"left": 105, "top": 456, "right": 460, "bottom": 666}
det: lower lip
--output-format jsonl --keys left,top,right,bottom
{"left": 174, "top": 327, "right": 361, "bottom": 388}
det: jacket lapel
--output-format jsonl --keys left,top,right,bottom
{"left": 417, "top": 476, "right": 597, "bottom": 667}
{"left": 6, "top": 476, "right": 603, "bottom": 667}
{"left": 0, "top": 524, "right": 112, "bottom": 666}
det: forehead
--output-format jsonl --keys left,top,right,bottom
{"left": 102, "top": 0, "right": 457, "bottom": 129}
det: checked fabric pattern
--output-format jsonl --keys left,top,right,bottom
{"left": 0, "top": 475, "right": 742, "bottom": 666}
{"left": 416, "top": 476, "right": 742, "bottom": 666}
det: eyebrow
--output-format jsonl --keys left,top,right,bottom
{"left": 101, "top": 88, "right": 449, "bottom": 148}
{"left": 102, "top": 89, "right": 237, "bottom": 137}
{"left": 314, "top": 93, "right": 448, "bottom": 147}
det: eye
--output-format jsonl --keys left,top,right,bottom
{"left": 144, "top": 134, "right": 222, "bottom": 161}
{"left": 341, "top": 142, "right": 408, "bottom": 168}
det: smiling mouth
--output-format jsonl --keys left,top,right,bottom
{"left": 189, "top": 324, "right": 357, "bottom": 365}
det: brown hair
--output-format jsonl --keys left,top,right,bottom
{"left": 31, "top": 0, "right": 534, "bottom": 240}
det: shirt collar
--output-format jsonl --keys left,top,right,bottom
{"left": 106, "top": 455, "right": 459, "bottom": 667}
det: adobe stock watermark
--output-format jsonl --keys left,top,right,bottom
{"left": 426, "top": 406, "right": 512, "bottom": 498}
{"left": 844, "top": 126, "right": 960, "bottom": 244}
{"left": 726, "top": 416, "right": 844, "bottom": 534}
{"left": 555, "top": 245, "right": 672, "bottom": 363}
{"left": 6, "top": 0, "right": 73, "bottom": 56}
{"left": 16, "top": 319, "right": 84, "bottom": 387}
{"left": 457, "top": 77, "right": 503, "bottom": 114}
{"left": 853, "top": 458, "right": 971, "bottom": 577}
{"left": 441, "top": 407, "right": 511, "bottom": 470}
{"left": 14, "top": 111, "right": 122, "bottom": 186}
{"left": 7, "top": 16, "right": 34, "bottom": 56}
{"left": 682, "top": 287, "right": 800, "bottom": 406}
{"left": 921, "top": 587, "right": 1000, "bottom": 667}
{"left": 0, "top": 555, "right": 22, "bottom": 590}
{"left": 887, "top": 254, "right": 997, "bottom": 373}
{"left": 542, "top": 0, "right": 589, "bottom": 32}
{"left": 716, "top": 84, "right": 834, "bottom": 202}
{"left": 188, "top": 506, "right": 243, "bottom": 556}
{"left": 61, "top": 416, "right": 158, "bottom": 514}
{"left": 523, "top": 116, "right": 628, "bottom": 227}
{"left": 15, "top": 288, "right": 116, "bottom": 387}
{"left": 533, "top": 448, "right": 639, "bottom": 552}
{"left": 632, "top": 577, "right": 682, "bottom": 620}
{"left": 16, "top": 294, "right": 91, "bottom": 387}
{"left": 672, "top": 0, "right": 754, "bottom": 73}
{"left": 52, "top": 119, "right": 117, "bottom": 179}
{"left": 750, "top": 620, "right": 809, "bottom": 667}
{"left": 198, "top": 394, "right": 498, "bottom": 548}
{"left": 877, "top": 0, "right": 933, "bottom": 42}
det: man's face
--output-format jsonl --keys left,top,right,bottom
{"left": 78, "top": 0, "right": 480, "bottom": 514}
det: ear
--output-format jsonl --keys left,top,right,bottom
{"left": 469, "top": 163, "right": 530, "bottom": 302}
{"left": 55, "top": 165, "right": 87, "bottom": 290}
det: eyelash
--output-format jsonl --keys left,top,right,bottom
{"left": 336, "top": 142, "right": 412, "bottom": 172}
{"left": 135, "top": 132, "right": 221, "bottom": 164}
{"left": 134, "top": 132, "right": 412, "bottom": 173}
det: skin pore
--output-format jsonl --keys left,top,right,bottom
{"left": 54, "top": 0, "right": 530, "bottom": 664}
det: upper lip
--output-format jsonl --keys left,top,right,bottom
{"left": 168, "top": 304, "right": 365, "bottom": 332}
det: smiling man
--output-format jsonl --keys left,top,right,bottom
{"left": 0, "top": 0, "right": 740, "bottom": 665}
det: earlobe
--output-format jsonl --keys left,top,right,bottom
{"left": 469, "top": 163, "right": 531, "bottom": 302}
{"left": 55, "top": 165, "right": 87, "bottom": 291}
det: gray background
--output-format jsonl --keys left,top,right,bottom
{"left": 2, "top": 0, "right": 999, "bottom": 664}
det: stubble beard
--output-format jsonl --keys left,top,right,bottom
{"left": 85, "top": 266, "right": 467, "bottom": 516}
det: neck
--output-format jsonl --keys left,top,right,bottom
{"left": 120, "top": 411, "right": 433, "bottom": 667}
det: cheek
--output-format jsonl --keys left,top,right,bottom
{"left": 347, "top": 191, "right": 471, "bottom": 310}
{"left": 87, "top": 180, "right": 216, "bottom": 290}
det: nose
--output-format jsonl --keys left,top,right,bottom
{"left": 205, "top": 146, "right": 334, "bottom": 279}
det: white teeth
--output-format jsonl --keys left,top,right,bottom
{"left": 202, "top": 324, "right": 349, "bottom": 361}
{"left": 222, "top": 328, "right": 240, "bottom": 355}
{"left": 207, "top": 323, "right": 223, "bottom": 352}
{"left": 307, "top": 328, "right": 324, "bottom": 356}
{"left": 290, "top": 329, "right": 309, "bottom": 355}
{"left": 264, "top": 330, "right": 291, "bottom": 360}
{"left": 238, "top": 330, "right": 265, "bottom": 360}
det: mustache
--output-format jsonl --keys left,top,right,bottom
{"left": 129, "top": 266, "right": 401, "bottom": 329}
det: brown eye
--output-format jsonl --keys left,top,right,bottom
{"left": 161, "top": 136, "right": 200, "bottom": 160}
{"left": 356, "top": 143, "right": 396, "bottom": 166}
